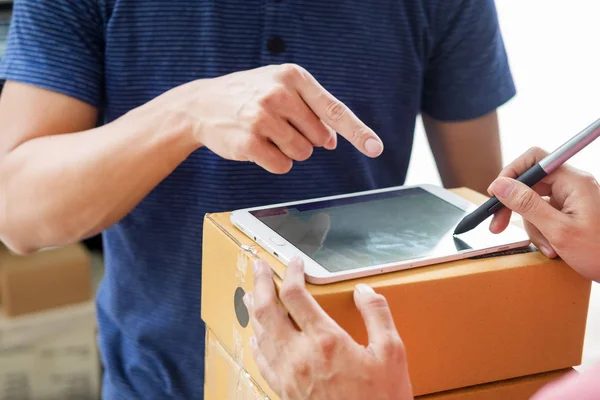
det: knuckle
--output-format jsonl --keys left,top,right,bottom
{"left": 290, "top": 357, "right": 312, "bottom": 380}
{"left": 507, "top": 147, "right": 549, "bottom": 176}
{"left": 249, "top": 110, "right": 269, "bottom": 132}
{"left": 248, "top": 124, "right": 261, "bottom": 138}
{"left": 261, "top": 85, "right": 289, "bottom": 109}
{"left": 291, "top": 141, "right": 314, "bottom": 161}
{"left": 497, "top": 166, "right": 514, "bottom": 179}
{"left": 351, "top": 124, "right": 369, "bottom": 142}
{"left": 282, "top": 382, "right": 299, "bottom": 399}
{"left": 278, "top": 63, "right": 304, "bottom": 81}
{"left": 255, "top": 332, "right": 276, "bottom": 357}
{"left": 326, "top": 100, "right": 347, "bottom": 122}
{"left": 280, "top": 282, "right": 306, "bottom": 303}
{"left": 523, "top": 146, "right": 549, "bottom": 167}
{"left": 240, "top": 135, "right": 262, "bottom": 155}
{"left": 578, "top": 171, "right": 599, "bottom": 188}
{"left": 529, "top": 146, "right": 549, "bottom": 158}
{"left": 311, "top": 128, "right": 332, "bottom": 147}
{"left": 272, "top": 159, "right": 293, "bottom": 174}
{"left": 364, "top": 293, "right": 390, "bottom": 310}
{"left": 381, "top": 333, "right": 405, "bottom": 360}
{"left": 256, "top": 331, "right": 268, "bottom": 348}
{"left": 297, "top": 146, "right": 313, "bottom": 161}
{"left": 316, "top": 332, "right": 339, "bottom": 359}
{"left": 514, "top": 189, "right": 538, "bottom": 214}
{"left": 550, "top": 222, "right": 576, "bottom": 249}
{"left": 252, "top": 299, "right": 272, "bottom": 322}
{"left": 313, "top": 136, "right": 329, "bottom": 148}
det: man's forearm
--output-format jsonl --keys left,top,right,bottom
{"left": 423, "top": 112, "right": 503, "bottom": 194}
{"left": 0, "top": 100, "right": 198, "bottom": 254}
{"left": 434, "top": 145, "right": 502, "bottom": 194}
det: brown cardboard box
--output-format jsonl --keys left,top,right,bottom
{"left": 0, "top": 244, "right": 92, "bottom": 317}
{"left": 203, "top": 328, "right": 572, "bottom": 400}
{"left": 204, "top": 328, "right": 267, "bottom": 400}
{"left": 0, "top": 301, "right": 100, "bottom": 400}
{"left": 201, "top": 188, "right": 591, "bottom": 397}
{"left": 417, "top": 371, "right": 572, "bottom": 400}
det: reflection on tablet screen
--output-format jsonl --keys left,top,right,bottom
{"left": 253, "top": 188, "right": 470, "bottom": 273}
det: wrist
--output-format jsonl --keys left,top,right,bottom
{"left": 161, "top": 107, "right": 203, "bottom": 151}
{"left": 159, "top": 79, "right": 209, "bottom": 150}
{"left": 124, "top": 89, "right": 204, "bottom": 153}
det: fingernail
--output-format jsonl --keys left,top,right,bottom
{"left": 365, "top": 138, "right": 383, "bottom": 157}
{"left": 539, "top": 245, "right": 552, "bottom": 257}
{"left": 329, "top": 134, "right": 338, "bottom": 149}
{"left": 325, "top": 132, "right": 337, "bottom": 150}
{"left": 249, "top": 336, "right": 258, "bottom": 350}
{"left": 291, "top": 255, "right": 303, "bottom": 264}
{"left": 355, "top": 284, "right": 375, "bottom": 294}
{"left": 489, "top": 178, "right": 515, "bottom": 199}
{"left": 243, "top": 293, "right": 253, "bottom": 308}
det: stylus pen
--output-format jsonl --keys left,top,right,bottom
{"left": 454, "top": 117, "right": 600, "bottom": 235}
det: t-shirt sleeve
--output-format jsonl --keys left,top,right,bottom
{"left": 421, "top": 0, "right": 516, "bottom": 121}
{"left": 0, "top": 0, "right": 105, "bottom": 107}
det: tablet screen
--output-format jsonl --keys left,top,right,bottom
{"left": 251, "top": 187, "right": 472, "bottom": 273}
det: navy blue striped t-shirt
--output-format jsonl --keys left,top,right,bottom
{"left": 0, "top": 0, "right": 515, "bottom": 398}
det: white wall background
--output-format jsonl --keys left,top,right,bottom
{"left": 406, "top": 0, "right": 600, "bottom": 371}
{"left": 406, "top": 1, "right": 600, "bottom": 186}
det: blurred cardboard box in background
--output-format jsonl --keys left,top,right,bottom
{"left": 0, "top": 301, "right": 99, "bottom": 400}
{"left": 0, "top": 242, "right": 101, "bottom": 399}
{"left": 0, "top": 243, "right": 92, "bottom": 317}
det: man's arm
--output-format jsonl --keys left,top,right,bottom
{"left": 0, "top": 81, "right": 197, "bottom": 254}
{"left": 0, "top": 68, "right": 382, "bottom": 255}
{"left": 420, "top": 0, "right": 514, "bottom": 193}
{"left": 423, "top": 111, "right": 502, "bottom": 194}
{"left": 0, "top": 2, "right": 382, "bottom": 255}
{"left": 0, "top": 1, "right": 196, "bottom": 254}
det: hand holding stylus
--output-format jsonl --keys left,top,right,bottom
{"left": 487, "top": 147, "right": 600, "bottom": 281}
{"left": 454, "top": 118, "right": 600, "bottom": 235}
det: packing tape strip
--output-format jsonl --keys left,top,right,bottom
{"left": 232, "top": 244, "right": 270, "bottom": 399}
{"left": 206, "top": 328, "right": 268, "bottom": 400}
{"left": 205, "top": 329, "right": 217, "bottom": 399}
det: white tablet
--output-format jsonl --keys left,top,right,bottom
{"left": 230, "top": 184, "right": 531, "bottom": 284}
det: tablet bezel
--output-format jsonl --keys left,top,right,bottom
{"left": 230, "top": 184, "right": 531, "bottom": 284}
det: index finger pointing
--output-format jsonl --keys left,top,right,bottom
{"left": 287, "top": 66, "right": 384, "bottom": 158}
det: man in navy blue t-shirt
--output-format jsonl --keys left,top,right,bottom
{"left": 0, "top": 1, "right": 515, "bottom": 398}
